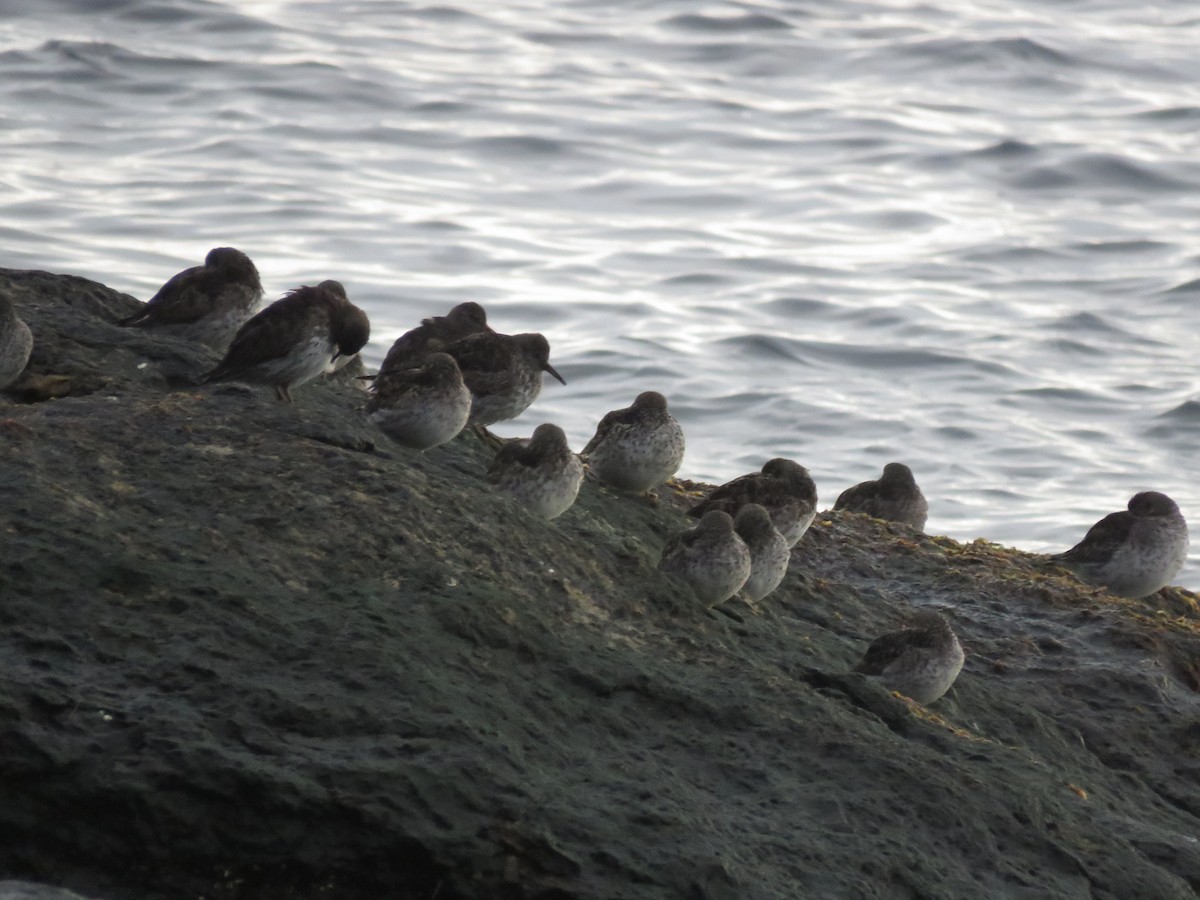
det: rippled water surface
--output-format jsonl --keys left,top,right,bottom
{"left": 3, "top": 0, "right": 1200, "bottom": 584}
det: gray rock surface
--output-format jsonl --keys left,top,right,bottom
{"left": 3, "top": 266, "right": 1200, "bottom": 899}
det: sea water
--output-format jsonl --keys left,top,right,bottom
{"left": 3, "top": 0, "right": 1199, "bottom": 585}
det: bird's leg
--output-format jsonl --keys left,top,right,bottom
{"left": 470, "top": 424, "right": 507, "bottom": 450}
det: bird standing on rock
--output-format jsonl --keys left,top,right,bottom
{"left": 834, "top": 462, "right": 928, "bottom": 532}
{"left": 853, "top": 610, "right": 964, "bottom": 705}
{"left": 659, "top": 510, "right": 752, "bottom": 608}
{"left": 119, "top": 247, "right": 263, "bottom": 351}
{"left": 487, "top": 423, "right": 584, "bottom": 520}
{"left": 437, "top": 331, "right": 565, "bottom": 428}
{"left": 733, "top": 503, "right": 790, "bottom": 603}
{"left": 688, "top": 458, "right": 818, "bottom": 547}
{"left": 0, "top": 291, "right": 33, "bottom": 390}
{"left": 581, "top": 391, "right": 685, "bottom": 495}
{"left": 200, "top": 280, "right": 369, "bottom": 402}
{"left": 1050, "top": 491, "right": 1188, "bottom": 599}
{"left": 379, "top": 301, "right": 493, "bottom": 375}
{"left": 367, "top": 352, "right": 471, "bottom": 451}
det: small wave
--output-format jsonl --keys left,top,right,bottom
{"left": 892, "top": 36, "right": 1078, "bottom": 70}
{"left": 523, "top": 31, "right": 611, "bottom": 48}
{"left": 1038, "top": 338, "right": 1105, "bottom": 357}
{"left": 789, "top": 340, "right": 1016, "bottom": 378}
{"left": 635, "top": 191, "right": 750, "bottom": 210}
{"left": 1156, "top": 400, "right": 1200, "bottom": 424}
{"left": 934, "top": 425, "right": 977, "bottom": 441}
{"left": 966, "top": 139, "right": 1039, "bottom": 160}
{"left": 713, "top": 334, "right": 815, "bottom": 366}
{"left": 1132, "top": 106, "right": 1200, "bottom": 122}
{"left": 1047, "top": 311, "right": 1134, "bottom": 339}
{"left": 1160, "top": 277, "right": 1200, "bottom": 295}
{"left": 660, "top": 13, "right": 794, "bottom": 33}
{"left": 469, "top": 135, "right": 584, "bottom": 159}
{"left": 1009, "top": 152, "right": 1195, "bottom": 193}
{"left": 411, "top": 100, "right": 476, "bottom": 115}
{"left": 408, "top": 6, "right": 488, "bottom": 23}
{"left": 1067, "top": 240, "right": 1173, "bottom": 256}
{"left": 412, "top": 220, "right": 470, "bottom": 233}
{"left": 763, "top": 297, "right": 839, "bottom": 318}
{"left": 828, "top": 209, "right": 948, "bottom": 231}
{"left": 1146, "top": 400, "right": 1200, "bottom": 439}
{"left": 959, "top": 245, "right": 1066, "bottom": 265}
{"left": 657, "top": 273, "right": 734, "bottom": 289}
{"left": 1009, "top": 387, "right": 1108, "bottom": 404}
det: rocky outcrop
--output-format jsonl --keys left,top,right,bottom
{"left": 3, "top": 266, "right": 1200, "bottom": 899}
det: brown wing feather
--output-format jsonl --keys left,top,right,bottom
{"left": 202, "top": 292, "right": 319, "bottom": 381}
{"left": 367, "top": 364, "right": 437, "bottom": 408}
{"left": 487, "top": 438, "right": 532, "bottom": 478}
{"left": 121, "top": 265, "right": 216, "bottom": 326}
{"left": 689, "top": 472, "right": 778, "bottom": 518}
{"left": 581, "top": 406, "right": 631, "bottom": 456}
{"left": 834, "top": 480, "right": 878, "bottom": 512}
{"left": 1052, "top": 511, "right": 1134, "bottom": 564}
{"left": 854, "top": 628, "right": 938, "bottom": 675}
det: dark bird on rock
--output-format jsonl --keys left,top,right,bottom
{"left": 1050, "top": 491, "right": 1188, "bottom": 598}
{"left": 200, "top": 280, "right": 369, "bottom": 402}
{"left": 688, "top": 458, "right": 818, "bottom": 547}
{"left": 438, "top": 331, "right": 565, "bottom": 427}
{"left": 119, "top": 247, "right": 263, "bottom": 351}
{"left": 581, "top": 391, "right": 685, "bottom": 494}
{"left": 367, "top": 352, "right": 471, "bottom": 451}
{"left": 379, "top": 301, "right": 492, "bottom": 375}
{"left": 0, "top": 291, "right": 33, "bottom": 390}
{"left": 488, "top": 423, "right": 584, "bottom": 520}
{"left": 853, "top": 610, "right": 964, "bottom": 705}
{"left": 659, "top": 510, "right": 751, "bottom": 608}
{"left": 834, "top": 462, "right": 928, "bottom": 532}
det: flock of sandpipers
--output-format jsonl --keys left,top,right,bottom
{"left": 1, "top": 247, "right": 1191, "bottom": 705}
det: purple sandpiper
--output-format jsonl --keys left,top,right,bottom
{"left": 487, "top": 423, "right": 584, "bottom": 520}
{"left": 0, "top": 291, "right": 33, "bottom": 390}
{"left": 659, "top": 510, "right": 752, "bottom": 607}
{"left": 853, "top": 610, "right": 964, "bottom": 705}
{"left": 688, "top": 458, "right": 818, "bottom": 547}
{"left": 200, "top": 280, "right": 369, "bottom": 402}
{"left": 437, "top": 331, "right": 565, "bottom": 427}
{"left": 119, "top": 247, "right": 263, "bottom": 351}
{"left": 367, "top": 352, "right": 471, "bottom": 451}
{"left": 379, "top": 301, "right": 492, "bottom": 375}
{"left": 733, "top": 503, "right": 790, "bottom": 603}
{"left": 581, "top": 391, "right": 685, "bottom": 493}
{"left": 834, "top": 462, "right": 928, "bottom": 532}
{"left": 1050, "top": 491, "right": 1188, "bottom": 598}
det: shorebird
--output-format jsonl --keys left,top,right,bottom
{"left": 119, "top": 247, "right": 263, "bottom": 350}
{"left": 834, "top": 462, "right": 929, "bottom": 532}
{"left": 853, "top": 610, "right": 964, "bottom": 705}
{"left": 659, "top": 510, "right": 751, "bottom": 607}
{"left": 1050, "top": 491, "right": 1188, "bottom": 598}
{"left": 378, "top": 301, "right": 492, "bottom": 374}
{"left": 733, "top": 503, "right": 790, "bottom": 603}
{"left": 438, "top": 331, "right": 565, "bottom": 427}
{"left": 487, "top": 423, "right": 584, "bottom": 520}
{"left": 581, "top": 391, "right": 685, "bottom": 494}
{"left": 367, "top": 352, "right": 471, "bottom": 451}
{"left": 0, "top": 291, "right": 33, "bottom": 390}
{"left": 688, "top": 458, "right": 818, "bottom": 547}
{"left": 200, "top": 280, "right": 369, "bottom": 402}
